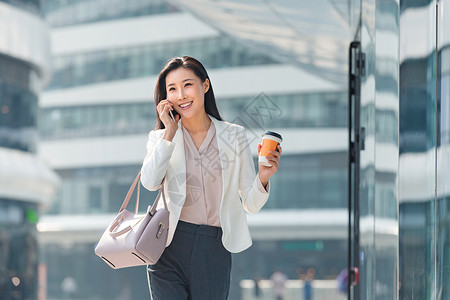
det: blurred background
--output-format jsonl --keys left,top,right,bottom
{"left": 0, "top": 0, "right": 449, "bottom": 299}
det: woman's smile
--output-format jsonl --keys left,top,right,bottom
{"left": 179, "top": 101, "right": 193, "bottom": 109}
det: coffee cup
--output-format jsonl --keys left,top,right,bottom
{"left": 259, "top": 131, "right": 282, "bottom": 167}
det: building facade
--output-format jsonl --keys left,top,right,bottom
{"left": 0, "top": 1, "right": 59, "bottom": 299}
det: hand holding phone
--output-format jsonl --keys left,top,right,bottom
{"left": 157, "top": 99, "right": 179, "bottom": 129}
{"left": 158, "top": 100, "right": 180, "bottom": 141}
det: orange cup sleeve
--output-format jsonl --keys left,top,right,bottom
{"left": 260, "top": 139, "right": 278, "bottom": 156}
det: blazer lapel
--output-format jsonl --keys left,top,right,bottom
{"left": 211, "top": 117, "right": 234, "bottom": 202}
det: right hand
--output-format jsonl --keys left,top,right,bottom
{"left": 157, "top": 100, "right": 180, "bottom": 139}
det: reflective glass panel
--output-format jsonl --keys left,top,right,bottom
{"left": 399, "top": 0, "right": 440, "bottom": 299}
{"left": 436, "top": 0, "right": 450, "bottom": 298}
{"left": 359, "top": 0, "right": 400, "bottom": 299}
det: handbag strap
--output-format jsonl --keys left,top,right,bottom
{"left": 149, "top": 179, "right": 167, "bottom": 216}
{"left": 118, "top": 172, "right": 141, "bottom": 214}
{"left": 109, "top": 173, "right": 168, "bottom": 238}
{"left": 118, "top": 172, "right": 168, "bottom": 215}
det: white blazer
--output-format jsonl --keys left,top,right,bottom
{"left": 140, "top": 116, "right": 270, "bottom": 253}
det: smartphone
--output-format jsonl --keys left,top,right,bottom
{"left": 169, "top": 109, "right": 175, "bottom": 121}
{"left": 167, "top": 100, "right": 179, "bottom": 121}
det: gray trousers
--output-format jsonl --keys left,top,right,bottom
{"left": 147, "top": 220, "right": 232, "bottom": 300}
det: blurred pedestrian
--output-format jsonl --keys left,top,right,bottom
{"left": 270, "top": 269, "right": 288, "bottom": 300}
{"left": 303, "top": 268, "right": 315, "bottom": 300}
{"left": 61, "top": 276, "right": 77, "bottom": 300}
{"left": 253, "top": 274, "right": 262, "bottom": 298}
{"left": 337, "top": 268, "right": 348, "bottom": 295}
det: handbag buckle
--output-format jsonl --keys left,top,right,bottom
{"left": 157, "top": 222, "right": 165, "bottom": 238}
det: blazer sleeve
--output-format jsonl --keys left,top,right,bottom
{"left": 237, "top": 127, "right": 270, "bottom": 214}
{"left": 140, "top": 130, "right": 175, "bottom": 191}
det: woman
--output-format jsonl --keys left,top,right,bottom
{"left": 141, "top": 56, "right": 282, "bottom": 299}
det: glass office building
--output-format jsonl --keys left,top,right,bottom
{"left": 0, "top": 1, "right": 59, "bottom": 299}
{"left": 35, "top": 0, "right": 449, "bottom": 300}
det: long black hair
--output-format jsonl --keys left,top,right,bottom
{"left": 154, "top": 56, "right": 223, "bottom": 129}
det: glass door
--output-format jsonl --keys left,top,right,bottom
{"left": 348, "top": 39, "right": 363, "bottom": 300}
{"left": 356, "top": 0, "right": 400, "bottom": 299}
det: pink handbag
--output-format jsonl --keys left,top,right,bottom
{"left": 95, "top": 172, "right": 169, "bottom": 269}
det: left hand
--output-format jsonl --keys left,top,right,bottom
{"left": 257, "top": 144, "right": 282, "bottom": 187}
